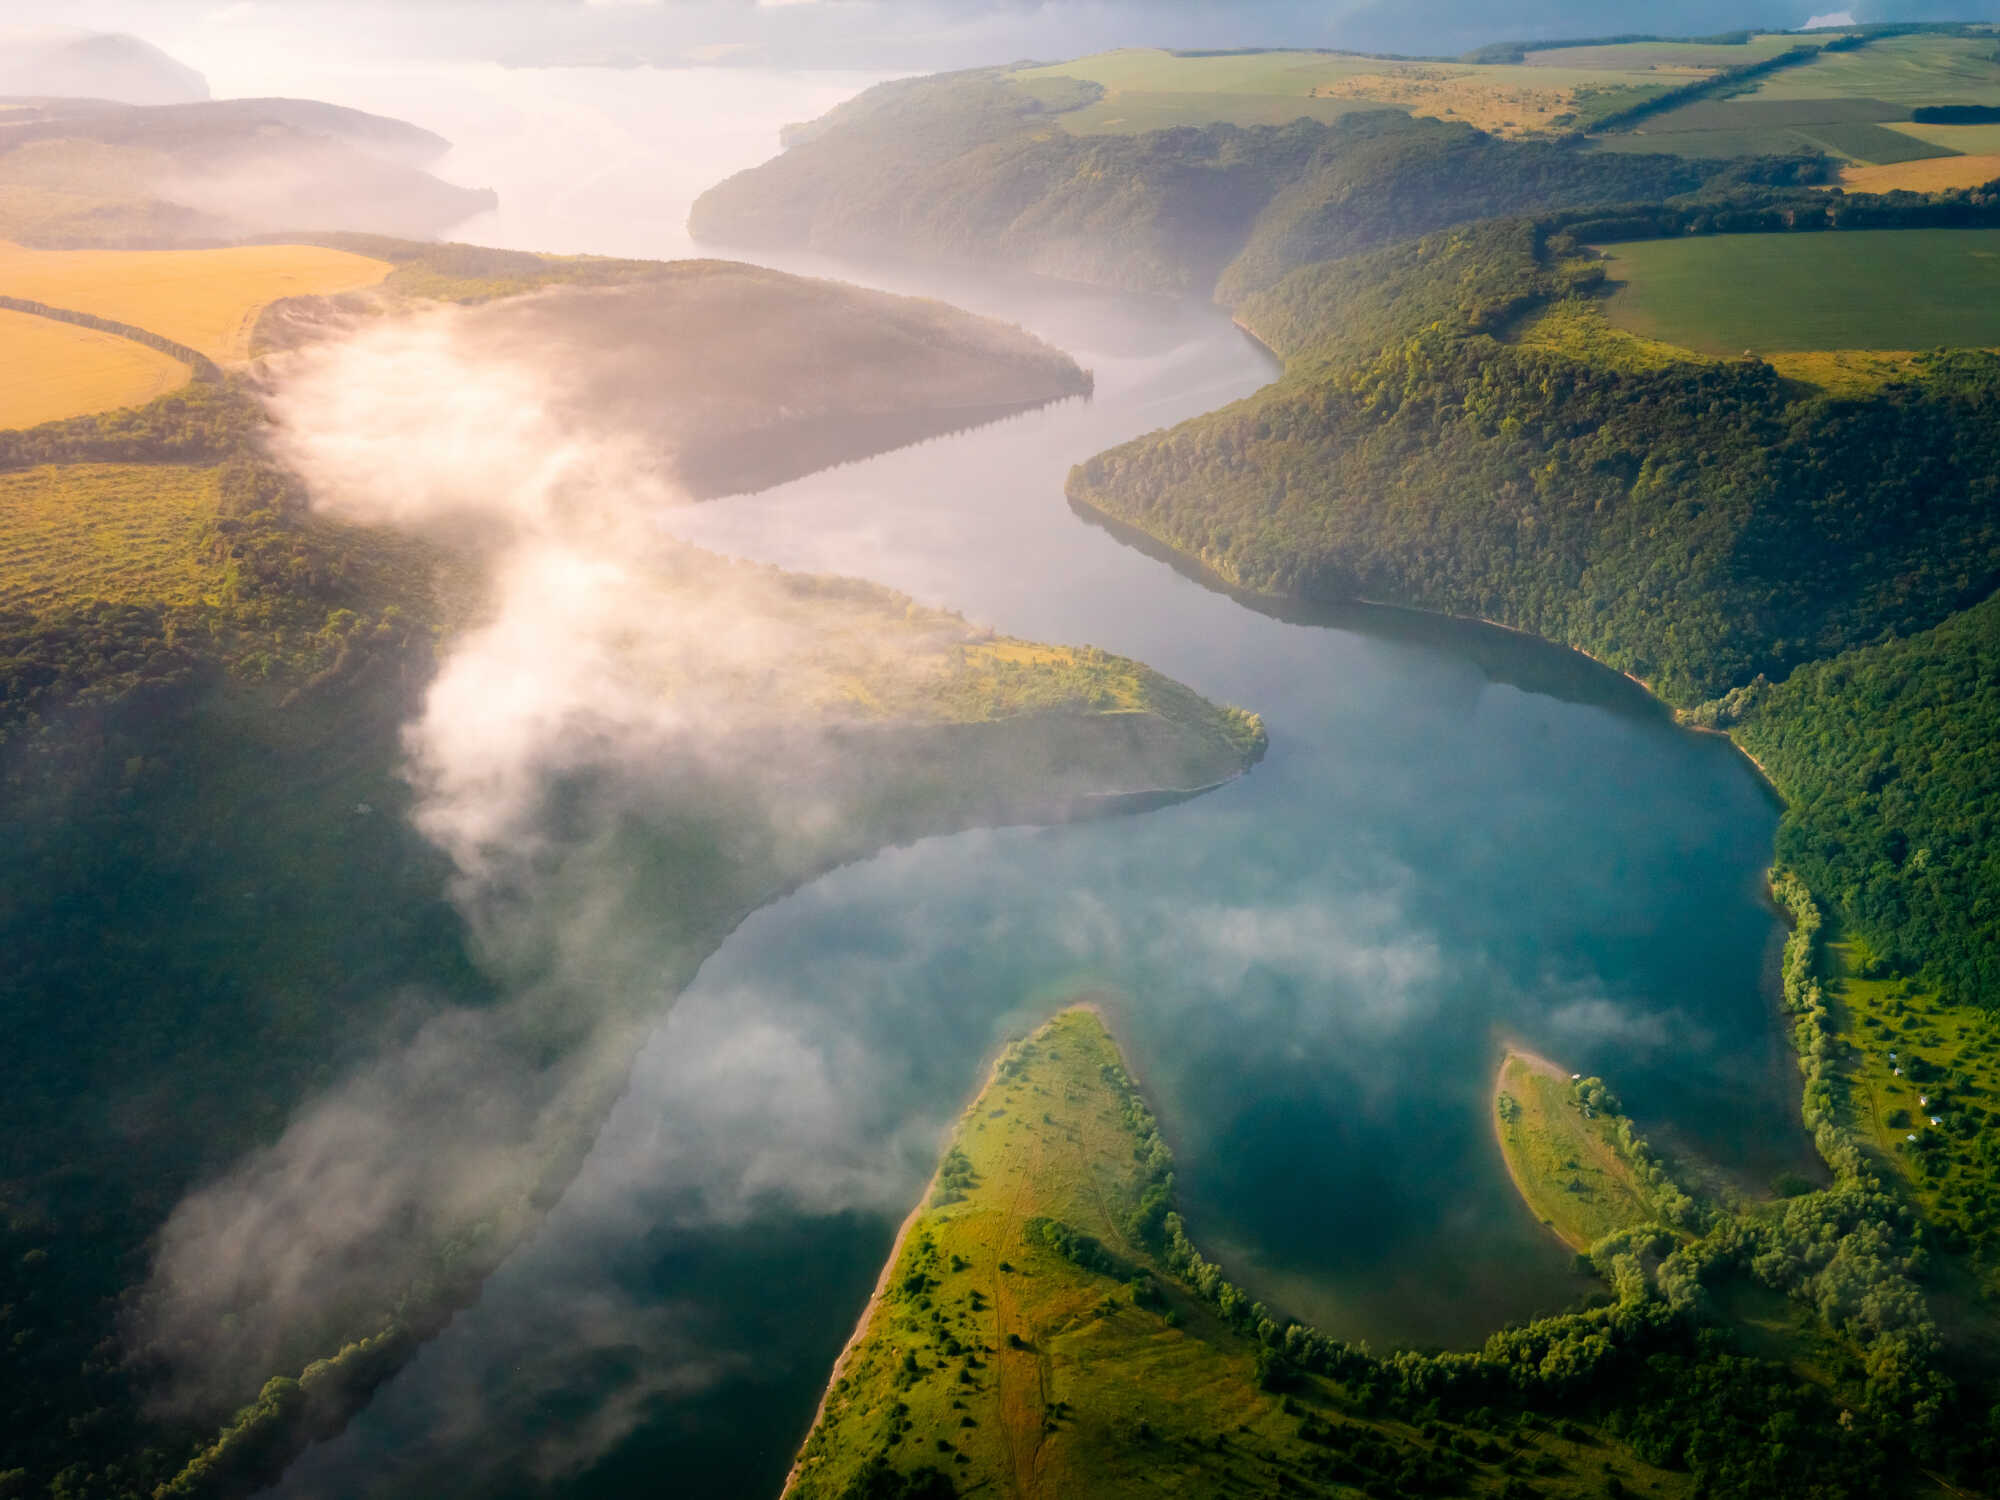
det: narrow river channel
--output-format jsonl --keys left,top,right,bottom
{"left": 258, "top": 66, "right": 1817, "bottom": 1500}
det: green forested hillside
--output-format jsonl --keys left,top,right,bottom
{"left": 1065, "top": 211, "right": 2000, "bottom": 1018}
{"left": 1071, "top": 217, "right": 2000, "bottom": 705}
{"left": 691, "top": 68, "right": 1742, "bottom": 300}
{"left": 1732, "top": 596, "right": 2000, "bottom": 1007}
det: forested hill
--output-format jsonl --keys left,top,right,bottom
{"left": 1070, "top": 213, "right": 2000, "bottom": 706}
{"left": 1066, "top": 205, "right": 2000, "bottom": 1009}
{"left": 689, "top": 66, "right": 1772, "bottom": 300}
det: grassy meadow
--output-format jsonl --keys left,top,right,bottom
{"left": 1830, "top": 941, "right": 2000, "bottom": 1287}
{"left": 0, "top": 307, "right": 187, "bottom": 427}
{"left": 1013, "top": 48, "right": 1726, "bottom": 137}
{"left": 0, "top": 240, "right": 390, "bottom": 361}
{"left": 1585, "top": 32, "right": 2000, "bottom": 160}
{"left": 1749, "top": 33, "right": 2000, "bottom": 108}
{"left": 790, "top": 1007, "right": 1693, "bottom": 1500}
{"left": 1523, "top": 36, "right": 1821, "bottom": 71}
{"left": 1494, "top": 1050, "right": 1661, "bottom": 1253}
{"left": 0, "top": 462, "right": 218, "bottom": 608}
{"left": 1886, "top": 117, "right": 2000, "bottom": 153}
{"left": 1511, "top": 293, "right": 1942, "bottom": 397}
{"left": 1596, "top": 229, "right": 2000, "bottom": 353}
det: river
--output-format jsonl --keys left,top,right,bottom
{"left": 256, "top": 64, "right": 1814, "bottom": 1500}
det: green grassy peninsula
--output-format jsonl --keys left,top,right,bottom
{"left": 1494, "top": 1050, "right": 1665, "bottom": 1254}
{"left": 789, "top": 1006, "right": 1697, "bottom": 1500}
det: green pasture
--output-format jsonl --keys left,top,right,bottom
{"left": 1523, "top": 35, "right": 1821, "bottom": 71}
{"left": 1590, "top": 96, "right": 1956, "bottom": 161}
{"left": 789, "top": 1008, "right": 1696, "bottom": 1500}
{"left": 1830, "top": 941, "right": 2000, "bottom": 1291}
{"left": 1748, "top": 33, "right": 2000, "bottom": 107}
{"left": 1597, "top": 229, "right": 2000, "bottom": 352}
{"left": 1888, "top": 117, "right": 2000, "bottom": 153}
{"left": 1015, "top": 48, "right": 1695, "bottom": 136}
{"left": 1039, "top": 89, "right": 1379, "bottom": 134}
{"left": 1494, "top": 1052, "right": 1661, "bottom": 1253}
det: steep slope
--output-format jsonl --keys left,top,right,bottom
{"left": 690, "top": 65, "right": 1737, "bottom": 301}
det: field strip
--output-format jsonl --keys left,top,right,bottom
{"left": 0, "top": 239, "right": 391, "bottom": 363}
{"left": 0, "top": 308, "right": 190, "bottom": 429}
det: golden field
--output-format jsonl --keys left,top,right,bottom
{"left": 1836, "top": 152, "right": 2000, "bottom": 194}
{"left": 0, "top": 239, "right": 390, "bottom": 362}
{"left": 0, "top": 307, "right": 189, "bottom": 429}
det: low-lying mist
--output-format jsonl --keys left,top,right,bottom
{"left": 129, "top": 300, "right": 1028, "bottom": 1414}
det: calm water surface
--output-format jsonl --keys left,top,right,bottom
{"left": 262, "top": 75, "right": 1812, "bottom": 1500}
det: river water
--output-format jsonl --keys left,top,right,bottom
{"left": 258, "top": 66, "right": 1814, "bottom": 1500}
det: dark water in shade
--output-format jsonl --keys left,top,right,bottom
{"left": 266, "top": 262, "right": 1815, "bottom": 1500}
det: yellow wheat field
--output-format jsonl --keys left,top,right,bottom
{"left": 0, "top": 307, "right": 191, "bottom": 429}
{"left": 0, "top": 239, "right": 391, "bottom": 363}
{"left": 1837, "top": 153, "right": 2000, "bottom": 195}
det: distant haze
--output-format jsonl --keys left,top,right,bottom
{"left": 34, "top": 0, "right": 2000, "bottom": 83}
{"left": 0, "top": 25, "right": 207, "bottom": 103}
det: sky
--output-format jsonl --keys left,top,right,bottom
{"left": 47, "top": 0, "right": 2000, "bottom": 78}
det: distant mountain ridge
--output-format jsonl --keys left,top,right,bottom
{"left": 0, "top": 27, "right": 208, "bottom": 106}
{"left": 0, "top": 93, "right": 492, "bottom": 247}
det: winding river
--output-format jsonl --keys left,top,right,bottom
{"left": 258, "top": 67, "right": 1817, "bottom": 1500}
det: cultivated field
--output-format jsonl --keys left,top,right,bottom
{"left": 1523, "top": 35, "right": 1821, "bottom": 71}
{"left": 0, "top": 462, "right": 218, "bottom": 609}
{"left": 0, "top": 308, "right": 187, "bottom": 428}
{"left": 1014, "top": 47, "right": 1719, "bottom": 137}
{"left": 1887, "top": 118, "right": 2000, "bottom": 153}
{"left": 1749, "top": 33, "right": 2000, "bottom": 108}
{"left": 0, "top": 240, "right": 390, "bottom": 362}
{"left": 1597, "top": 229, "right": 2000, "bottom": 353}
{"left": 1838, "top": 152, "right": 2000, "bottom": 192}
{"left": 1512, "top": 292, "right": 1941, "bottom": 397}
{"left": 1588, "top": 96, "right": 1956, "bottom": 162}
{"left": 1590, "top": 32, "right": 2000, "bottom": 161}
